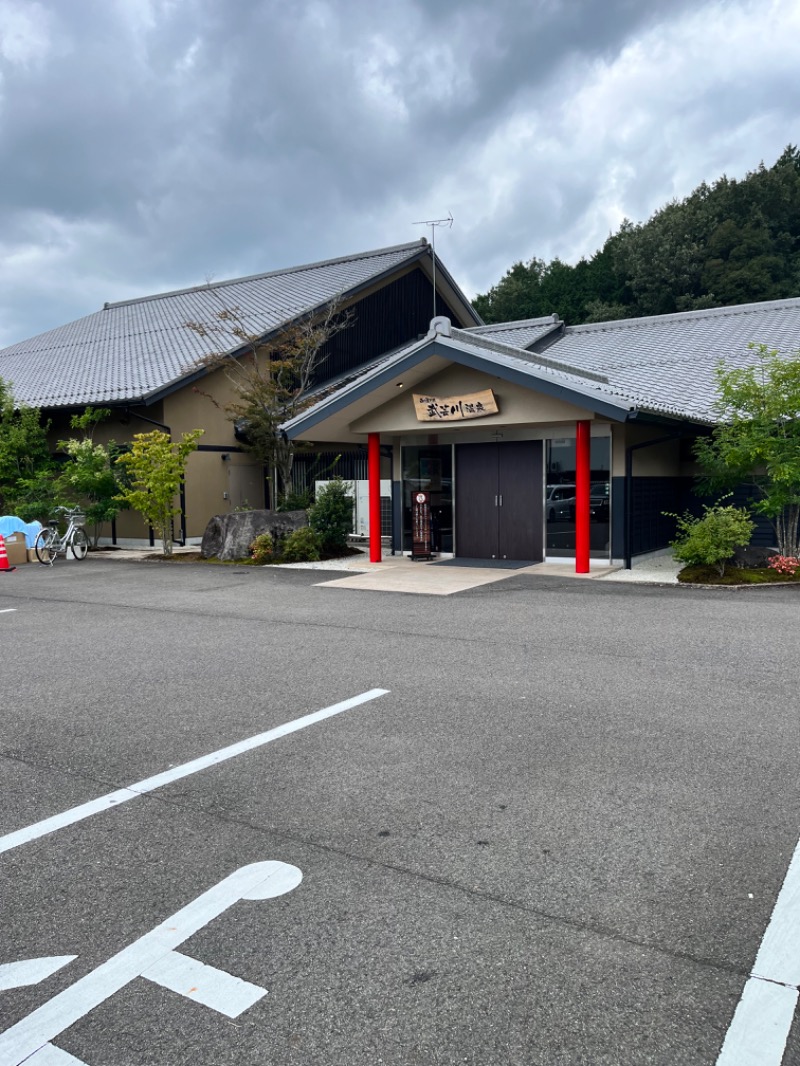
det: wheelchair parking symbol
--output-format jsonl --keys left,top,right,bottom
{"left": 0, "top": 861, "right": 302, "bottom": 1066}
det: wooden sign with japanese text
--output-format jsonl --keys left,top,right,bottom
{"left": 413, "top": 389, "right": 499, "bottom": 422}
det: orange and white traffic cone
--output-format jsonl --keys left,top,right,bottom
{"left": 0, "top": 535, "right": 17, "bottom": 573}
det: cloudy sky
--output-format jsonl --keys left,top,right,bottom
{"left": 1, "top": 0, "right": 799, "bottom": 346}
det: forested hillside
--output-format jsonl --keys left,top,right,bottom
{"left": 474, "top": 147, "right": 800, "bottom": 325}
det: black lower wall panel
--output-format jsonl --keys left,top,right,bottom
{"left": 612, "top": 476, "right": 779, "bottom": 558}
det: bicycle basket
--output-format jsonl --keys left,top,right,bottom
{"left": 70, "top": 512, "right": 86, "bottom": 525}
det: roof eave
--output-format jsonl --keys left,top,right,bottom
{"left": 143, "top": 246, "right": 473, "bottom": 406}
{"left": 283, "top": 336, "right": 638, "bottom": 439}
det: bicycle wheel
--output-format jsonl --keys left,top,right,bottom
{"left": 70, "top": 528, "right": 89, "bottom": 560}
{"left": 34, "top": 528, "right": 57, "bottom": 565}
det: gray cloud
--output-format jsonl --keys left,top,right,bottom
{"left": 1, "top": 0, "right": 799, "bottom": 347}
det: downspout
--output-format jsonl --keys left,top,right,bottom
{"left": 124, "top": 408, "right": 187, "bottom": 546}
{"left": 624, "top": 432, "right": 682, "bottom": 569}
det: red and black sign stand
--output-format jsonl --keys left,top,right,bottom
{"left": 411, "top": 491, "right": 434, "bottom": 560}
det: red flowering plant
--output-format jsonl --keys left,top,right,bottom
{"left": 767, "top": 554, "right": 800, "bottom": 576}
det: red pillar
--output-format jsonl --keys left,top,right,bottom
{"left": 575, "top": 420, "right": 591, "bottom": 574}
{"left": 368, "top": 432, "right": 382, "bottom": 563}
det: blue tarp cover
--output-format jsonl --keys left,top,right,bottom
{"left": 0, "top": 516, "right": 44, "bottom": 548}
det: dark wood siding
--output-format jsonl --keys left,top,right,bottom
{"left": 312, "top": 268, "right": 461, "bottom": 387}
{"left": 611, "top": 476, "right": 777, "bottom": 557}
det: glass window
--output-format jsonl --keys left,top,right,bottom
{"left": 545, "top": 437, "right": 610, "bottom": 559}
{"left": 401, "top": 445, "right": 453, "bottom": 552}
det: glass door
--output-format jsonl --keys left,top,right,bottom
{"left": 545, "top": 437, "right": 610, "bottom": 559}
{"left": 401, "top": 445, "right": 453, "bottom": 552}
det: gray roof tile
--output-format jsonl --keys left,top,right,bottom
{"left": 546, "top": 297, "right": 800, "bottom": 421}
{"left": 0, "top": 241, "right": 431, "bottom": 409}
{"left": 289, "top": 298, "right": 800, "bottom": 430}
{"left": 463, "top": 315, "right": 561, "bottom": 349}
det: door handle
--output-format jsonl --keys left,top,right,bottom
{"left": 498, "top": 495, "right": 503, "bottom": 507}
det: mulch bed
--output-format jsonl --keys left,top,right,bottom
{"left": 678, "top": 564, "right": 800, "bottom": 585}
{"left": 146, "top": 546, "right": 364, "bottom": 565}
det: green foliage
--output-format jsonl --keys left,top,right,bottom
{"left": 69, "top": 407, "right": 112, "bottom": 437}
{"left": 186, "top": 301, "right": 352, "bottom": 500}
{"left": 277, "top": 488, "right": 313, "bottom": 512}
{"left": 281, "top": 526, "right": 321, "bottom": 562}
{"left": 474, "top": 147, "right": 800, "bottom": 325}
{"left": 694, "top": 345, "right": 800, "bottom": 556}
{"left": 0, "top": 378, "right": 56, "bottom": 518}
{"left": 308, "top": 477, "right": 353, "bottom": 553}
{"left": 8, "top": 470, "right": 61, "bottom": 523}
{"left": 667, "top": 499, "right": 755, "bottom": 577}
{"left": 115, "top": 429, "right": 203, "bottom": 555}
{"left": 249, "top": 532, "right": 274, "bottom": 563}
{"left": 56, "top": 437, "right": 125, "bottom": 546}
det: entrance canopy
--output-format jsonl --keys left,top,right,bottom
{"left": 281, "top": 321, "right": 639, "bottom": 444}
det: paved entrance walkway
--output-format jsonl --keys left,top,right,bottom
{"left": 87, "top": 544, "right": 681, "bottom": 594}
{"left": 307, "top": 553, "right": 620, "bottom": 596}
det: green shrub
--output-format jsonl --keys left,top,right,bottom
{"left": 249, "top": 532, "right": 274, "bottom": 563}
{"left": 309, "top": 477, "right": 353, "bottom": 554}
{"left": 667, "top": 499, "right": 755, "bottom": 577}
{"left": 277, "top": 489, "right": 313, "bottom": 512}
{"left": 281, "top": 526, "right": 321, "bottom": 562}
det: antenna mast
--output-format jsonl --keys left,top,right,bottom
{"left": 413, "top": 212, "right": 453, "bottom": 319}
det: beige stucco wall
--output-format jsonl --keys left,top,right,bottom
{"left": 611, "top": 424, "right": 683, "bottom": 477}
{"left": 351, "top": 364, "right": 597, "bottom": 435}
{"left": 44, "top": 366, "right": 265, "bottom": 541}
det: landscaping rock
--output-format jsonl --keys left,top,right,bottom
{"left": 201, "top": 509, "right": 308, "bottom": 561}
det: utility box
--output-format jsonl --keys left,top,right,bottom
{"left": 4, "top": 532, "right": 29, "bottom": 565}
{"left": 315, "top": 480, "right": 391, "bottom": 539}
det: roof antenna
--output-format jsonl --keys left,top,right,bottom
{"left": 413, "top": 212, "right": 453, "bottom": 320}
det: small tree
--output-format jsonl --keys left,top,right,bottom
{"left": 185, "top": 298, "right": 353, "bottom": 505}
{"left": 668, "top": 499, "right": 755, "bottom": 576}
{"left": 115, "top": 429, "right": 203, "bottom": 555}
{"left": 309, "top": 478, "right": 353, "bottom": 555}
{"left": 0, "top": 377, "right": 56, "bottom": 519}
{"left": 57, "top": 408, "right": 125, "bottom": 547}
{"left": 695, "top": 345, "right": 800, "bottom": 557}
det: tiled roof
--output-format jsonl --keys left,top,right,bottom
{"left": 542, "top": 297, "right": 800, "bottom": 421}
{"left": 450, "top": 327, "right": 609, "bottom": 384}
{"left": 285, "top": 297, "right": 800, "bottom": 434}
{"left": 462, "top": 316, "right": 562, "bottom": 349}
{"left": 0, "top": 241, "right": 433, "bottom": 409}
{"left": 282, "top": 324, "right": 637, "bottom": 438}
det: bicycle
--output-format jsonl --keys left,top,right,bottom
{"left": 34, "top": 507, "right": 90, "bottom": 565}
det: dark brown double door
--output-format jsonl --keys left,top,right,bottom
{"left": 455, "top": 441, "right": 543, "bottom": 560}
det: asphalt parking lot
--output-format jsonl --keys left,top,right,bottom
{"left": 1, "top": 559, "right": 799, "bottom": 1066}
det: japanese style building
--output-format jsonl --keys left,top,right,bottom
{"left": 283, "top": 299, "right": 800, "bottom": 571}
{"left": 2, "top": 237, "right": 799, "bottom": 570}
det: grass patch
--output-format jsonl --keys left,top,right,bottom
{"left": 678, "top": 564, "right": 800, "bottom": 585}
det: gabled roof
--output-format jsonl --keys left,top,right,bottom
{"left": 283, "top": 295, "right": 800, "bottom": 437}
{"left": 462, "top": 315, "right": 562, "bottom": 350}
{"left": 0, "top": 240, "right": 478, "bottom": 410}
{"left": 282, "top": 326, "right": 637, "bottom": 440}
{"left": 537, "top": 296, "right": 800, "bottom": 421}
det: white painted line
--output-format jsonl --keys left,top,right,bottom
{"left": 0, "top": 689, "right": 389, "bottom": 856}
{"left": 716, "top": 834, "right": 800, "bottom": 1065}
{"left": 716, "top": 978, "right": 798, "bottom": 1065}
{"left": 0, "top": 609, "right": 16, "bottom": 614}
{"left": 0, "top": 958, "right": 76, "bottom": 992}
{"left": 27, "top": 1043, "right": 87, "bottom": 1065}
{"left": 0, "top": 861, "right": 302, "bottom": 1066}
{"left": 142, "top": 949, "right": 266, "bottom": 1017}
